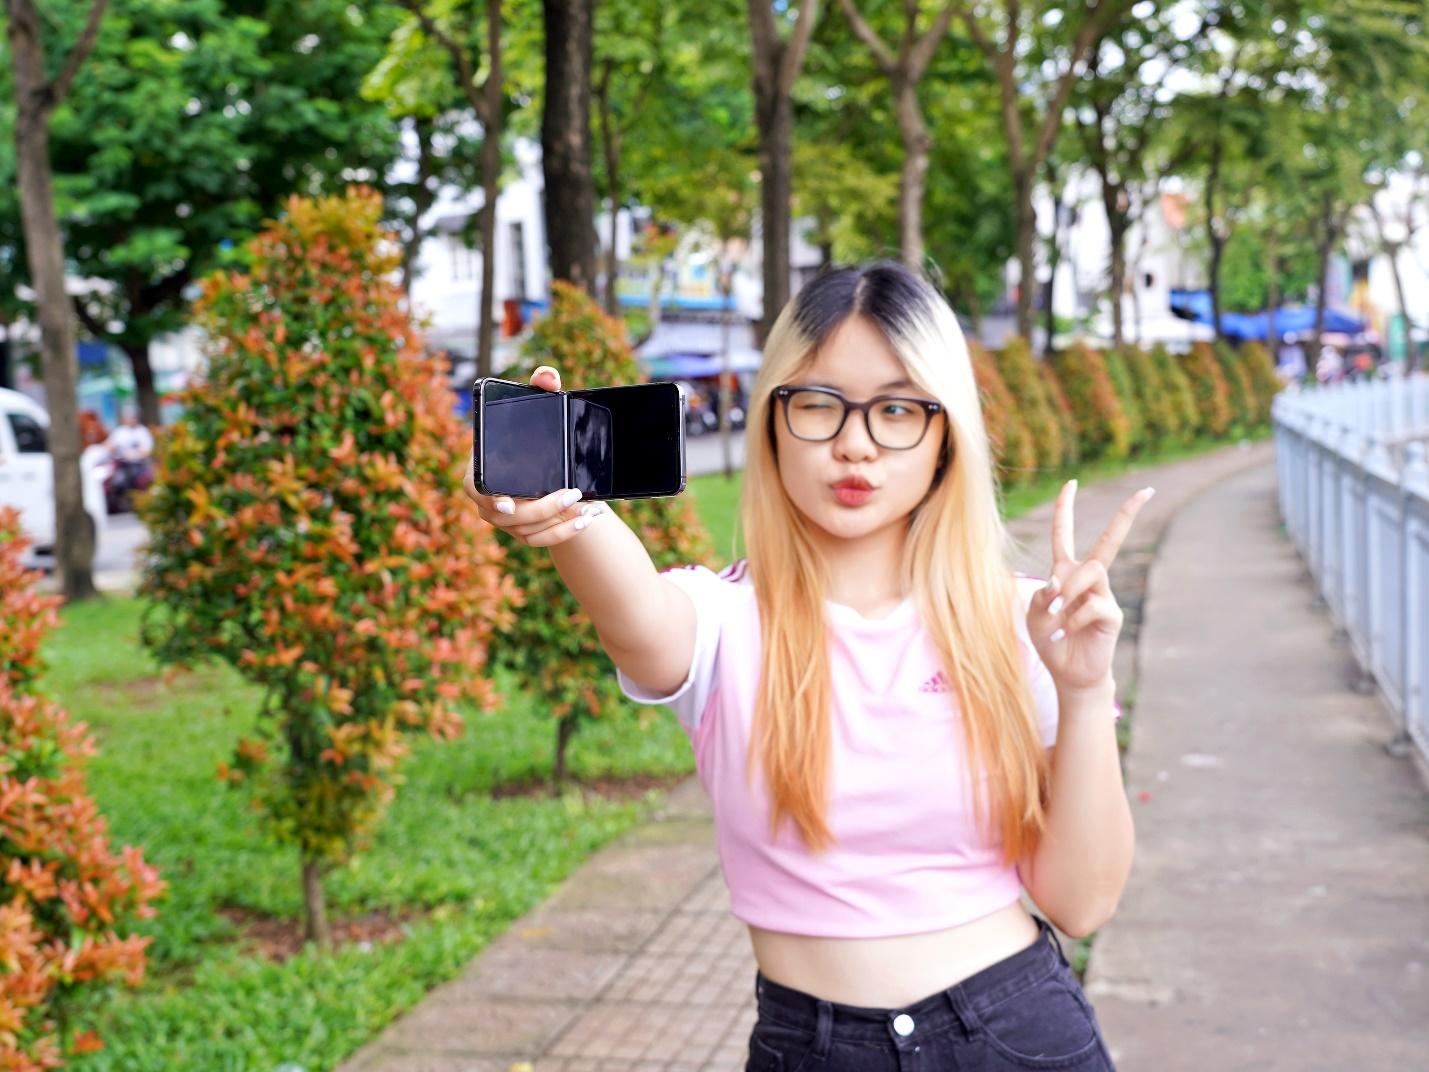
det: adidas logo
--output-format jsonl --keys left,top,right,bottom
{"left": 919, "top": 671, "right": 952, "bottom": 694}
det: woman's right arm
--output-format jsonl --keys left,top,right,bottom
{"left": 463, "top": 365, "right": 697, "bottom": 697}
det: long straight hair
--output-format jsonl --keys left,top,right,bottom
{"left": 740, "top": 262, "right": 1049, "bottom": 864}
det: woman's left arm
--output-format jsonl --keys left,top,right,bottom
{"left": 1019, "top": 678, "right": 1132, "bottom": 938}
{"left": 1017, "top": 479, "right": 1155, "bottom": 939}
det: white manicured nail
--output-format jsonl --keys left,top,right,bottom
{"left": 496, "top": 500, "right": 515, "bottom": 515}
{"left": 1048, "top": 597, "right": 1064, "bottom": 617}
{"left": 560, "top": 488, "right": 583, "bottom": 508}
{"left": 1050, "top": 628, "right": 1066, "bottom": 643}
{"left": 573, "top": 514, "right": 590, "bottom": 531}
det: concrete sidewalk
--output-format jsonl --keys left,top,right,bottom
{"left": 1085, "top": 460, "right": 1429, "bottom": 1070}
{"left": 338, "top": 439, "right": 1288, "bottom": 1072}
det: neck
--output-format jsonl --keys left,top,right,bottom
{"left": 813, "top": 518, "right": 909, "bottom": 614}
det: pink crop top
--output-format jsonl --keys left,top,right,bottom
{"left": 617, "top": 561, "right": 1093, "bottom": 939}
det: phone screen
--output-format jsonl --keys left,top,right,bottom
{"left": 479, "top": 380, "right": 565, "bottom": 498}
{"left": 568, "top": 383, "right": 683, "bottom": 498}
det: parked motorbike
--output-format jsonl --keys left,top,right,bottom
{"left": 99, "top": 455, "right": 154, "bottom": 515}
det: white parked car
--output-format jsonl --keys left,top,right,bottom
{"left": 0, "top": 386, "right": 108, "bottom": 561}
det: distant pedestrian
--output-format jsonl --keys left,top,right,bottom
{"left": 467, "top": 261, "right": 1147, "bottom": 1070}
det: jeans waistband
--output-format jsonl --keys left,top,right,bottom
{"left": 753, "top": 916, "right": 1068, "bottom": 1046}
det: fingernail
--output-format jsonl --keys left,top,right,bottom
{"left": 1048, "top": 597, "right": 1064, "bottom": 617}
{"left": 496, "top": 500, "right": 515, "bottom": 515}
{"left": 1069, "top": 479, "right": 1078, "bottom": 492}
{"left": 1050, "top": 628, "right": 1066, "bottom": 643}
{"left": 535, "top": 365, "right": 556, "bottom": 378}
{"left": 1143, "top": 486, "right": 1157, "bottom": 500}
{"left": 573, "top": 514, "right": 590, "bottom": 531}
{"left": 560, "top": 488, "right": 583, "bottom": 508}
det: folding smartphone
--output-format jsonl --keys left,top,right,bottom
{"left": 472, "top": 378, "right": 687, "bottom": 501}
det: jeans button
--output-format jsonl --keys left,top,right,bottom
{"left": 892, "top": 1013, "right": 915, "bottom": 1037}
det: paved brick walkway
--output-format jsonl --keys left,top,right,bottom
{"left": 338, "top": 440, "right": 1277, "bottom": 1072}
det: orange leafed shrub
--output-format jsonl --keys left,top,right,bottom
{"left": 494, "top": 284, "right": 714, "bottom": 789}
{"left": 995, "top": 337, "right": 1066, "bottom": 475}
{"left": 138, "top": 188, "right": 518, "bottom": 937}
{"left": 1214, "top": 342, "right": 1258, "bottom": 431}
{"left": 1048, "top": 343, "right": 1132, "bottom": 463}
{"left": 0, "top": 509, "right": 165, "bottom": 1068}
{"left": 1119, "top": 345, "right": 1184, "bottom": 450}
{"left": 970, "top": 340, "right": 1036, "bottom": 488}
{"left": 1184, "top": 342, "right": 1233, "bottom": 438}
{"left": 1239, "top": 341, "right": 1282, "bottom": 424}
{"left": 1150, "top": 344, "right": 1200, "bottom": 440}
{"left": 1037, "top": 361, "right": 1080, "bottom": 469}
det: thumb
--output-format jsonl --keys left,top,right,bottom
{"left": 530, "top": 365, "right": 562, "bottom": 392}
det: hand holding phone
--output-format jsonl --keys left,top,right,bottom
{"left": 464, "top": 366, "right": 604, "bottom": 548}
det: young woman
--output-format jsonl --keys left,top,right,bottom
{"left": 465, "top": 261, "right": 1151, "bottom": 1071}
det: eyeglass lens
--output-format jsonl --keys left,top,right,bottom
{"left": 784, "top": 390, "right": 930, "bottom": 449}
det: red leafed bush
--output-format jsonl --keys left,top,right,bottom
{"left": 970, "top": 341, "right": 1037, "bottom": 488}
{"left": 0, "top": 508, "right": 165, "bottom": 1068}
{"left": 138, "top": 188, "right": 518, "bottom": 946}
{"left": 494, "top": 283, "right": 714, "bottom": 791}
{"left": 1048, "top": 342, "right": 1132, "bottom": 463}
{"left": 995, "top": 336, "right": 1067, "bottom": 473}
{"left": 1183, "top": 341, "right": 1233, "bottom": 438}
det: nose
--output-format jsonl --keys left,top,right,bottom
{"left": 832, "top": 409, "right": 878, "bottom": 462}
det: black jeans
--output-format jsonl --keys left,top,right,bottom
{"left": 746, "top": 917, "right": 1116, "bottom": 1071}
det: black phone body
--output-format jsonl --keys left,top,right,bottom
{"left": 472, "top": 377, "right": 687, "bottom": 501}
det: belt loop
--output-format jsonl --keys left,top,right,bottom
{"left": 943, "top": 984, "right": 979, "bottom": 1041}
{"left": 812, "top": 999, "right": 834, "bottom": 1058}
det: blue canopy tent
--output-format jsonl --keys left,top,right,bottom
{"left": 1169, "top": 289, "right": 1366, "bottom": 342}
{"left": 643, "top": 350, "right": 763, "bottom": 380}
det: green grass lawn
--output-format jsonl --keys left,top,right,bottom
{"left": 45, "top": 432, "right": 1263, "bottom": 1067}
{"left": 53, "top": 598, "right": 694, "bottom": 1071}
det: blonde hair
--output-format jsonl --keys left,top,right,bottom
{"left": 740, "top": 262, "right": 1049, "bottom": 864}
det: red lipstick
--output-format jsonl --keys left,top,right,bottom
{"left": 832, "top": 475, "right": 875, "bottom": 507}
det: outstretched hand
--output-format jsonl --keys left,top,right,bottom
{"left": 1025, "top": 480, "right": 1155, "bottom": 695}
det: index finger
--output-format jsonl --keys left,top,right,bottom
{"left": 1087, "top": 486, "right": 1156, "bottom": 569}
{"left": 1051, "top": 479, "right": 1077, "bottom": 566}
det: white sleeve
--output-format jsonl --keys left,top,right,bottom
{"left": 1013, "top": 574, "right": 1122, "bottom": 748}
{"left": 616, "top": 564, "right": 728, "bottom": 734}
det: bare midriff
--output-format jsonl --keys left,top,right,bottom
{"left": 747, "top": 900, "right": 1041, "bottom": 1008}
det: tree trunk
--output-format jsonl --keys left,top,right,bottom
{"left": 1204, "top": 137, "right": 1225, "bottom": 343}
{"left": 893, "top": 76, "right": 930, "bottom": 269}
{"left": 0, "top": 327, "right": 11, "bottom": 390}
{"left": 719, "top": 268, "right": 734, "bottom": 478}
{"left": 754, "top": 88, "right": 794, "bottom": 341}
{"left": 477, "top": 120, "right": 501, "bottom": 378}
{"left": 122, "top": 340, "right": 161, "bottom": 428}
{"left": 748, "top": 1, "right": 817, "bottom": 344}
{"left": 1108, "top": 227, "right": 1126, "bottom": 350}
{"left": 301, "top": 854, "right": 330, "bottom": 949}
{"left": 476, "top": 0, "right": 503, "bottom": 377}
{"left": 1013, "top": 166, "right": 1037, "bottom": 342}
{"left": 595, "top": 64, "right": 623, "bottom": 318}
{"left": 1041, "top": 160, "right": 1066, "bottom": 355}
{"left": 7, "top": 0, "right": 99, "bottom": 602}
{"left": 542, "top": 0, "right": 598, "bottom": 295}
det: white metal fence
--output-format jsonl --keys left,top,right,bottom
{"left": 1273, "top": 374, "right": 1429, "bottom": 762}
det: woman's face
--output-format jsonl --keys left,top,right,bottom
{"left": 774, "top": 314, "right": 946, "bottom": 544}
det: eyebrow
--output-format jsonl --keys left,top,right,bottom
{"left": 800, "top": 378, "right": 916, "bottom": 392}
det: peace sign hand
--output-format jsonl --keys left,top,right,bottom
{"left": 1026, "top": 479, "right": 1156, "bottom": 695}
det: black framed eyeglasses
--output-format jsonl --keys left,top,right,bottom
{"left": 773, "top": 385, "right": 943, "bottom": 450}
